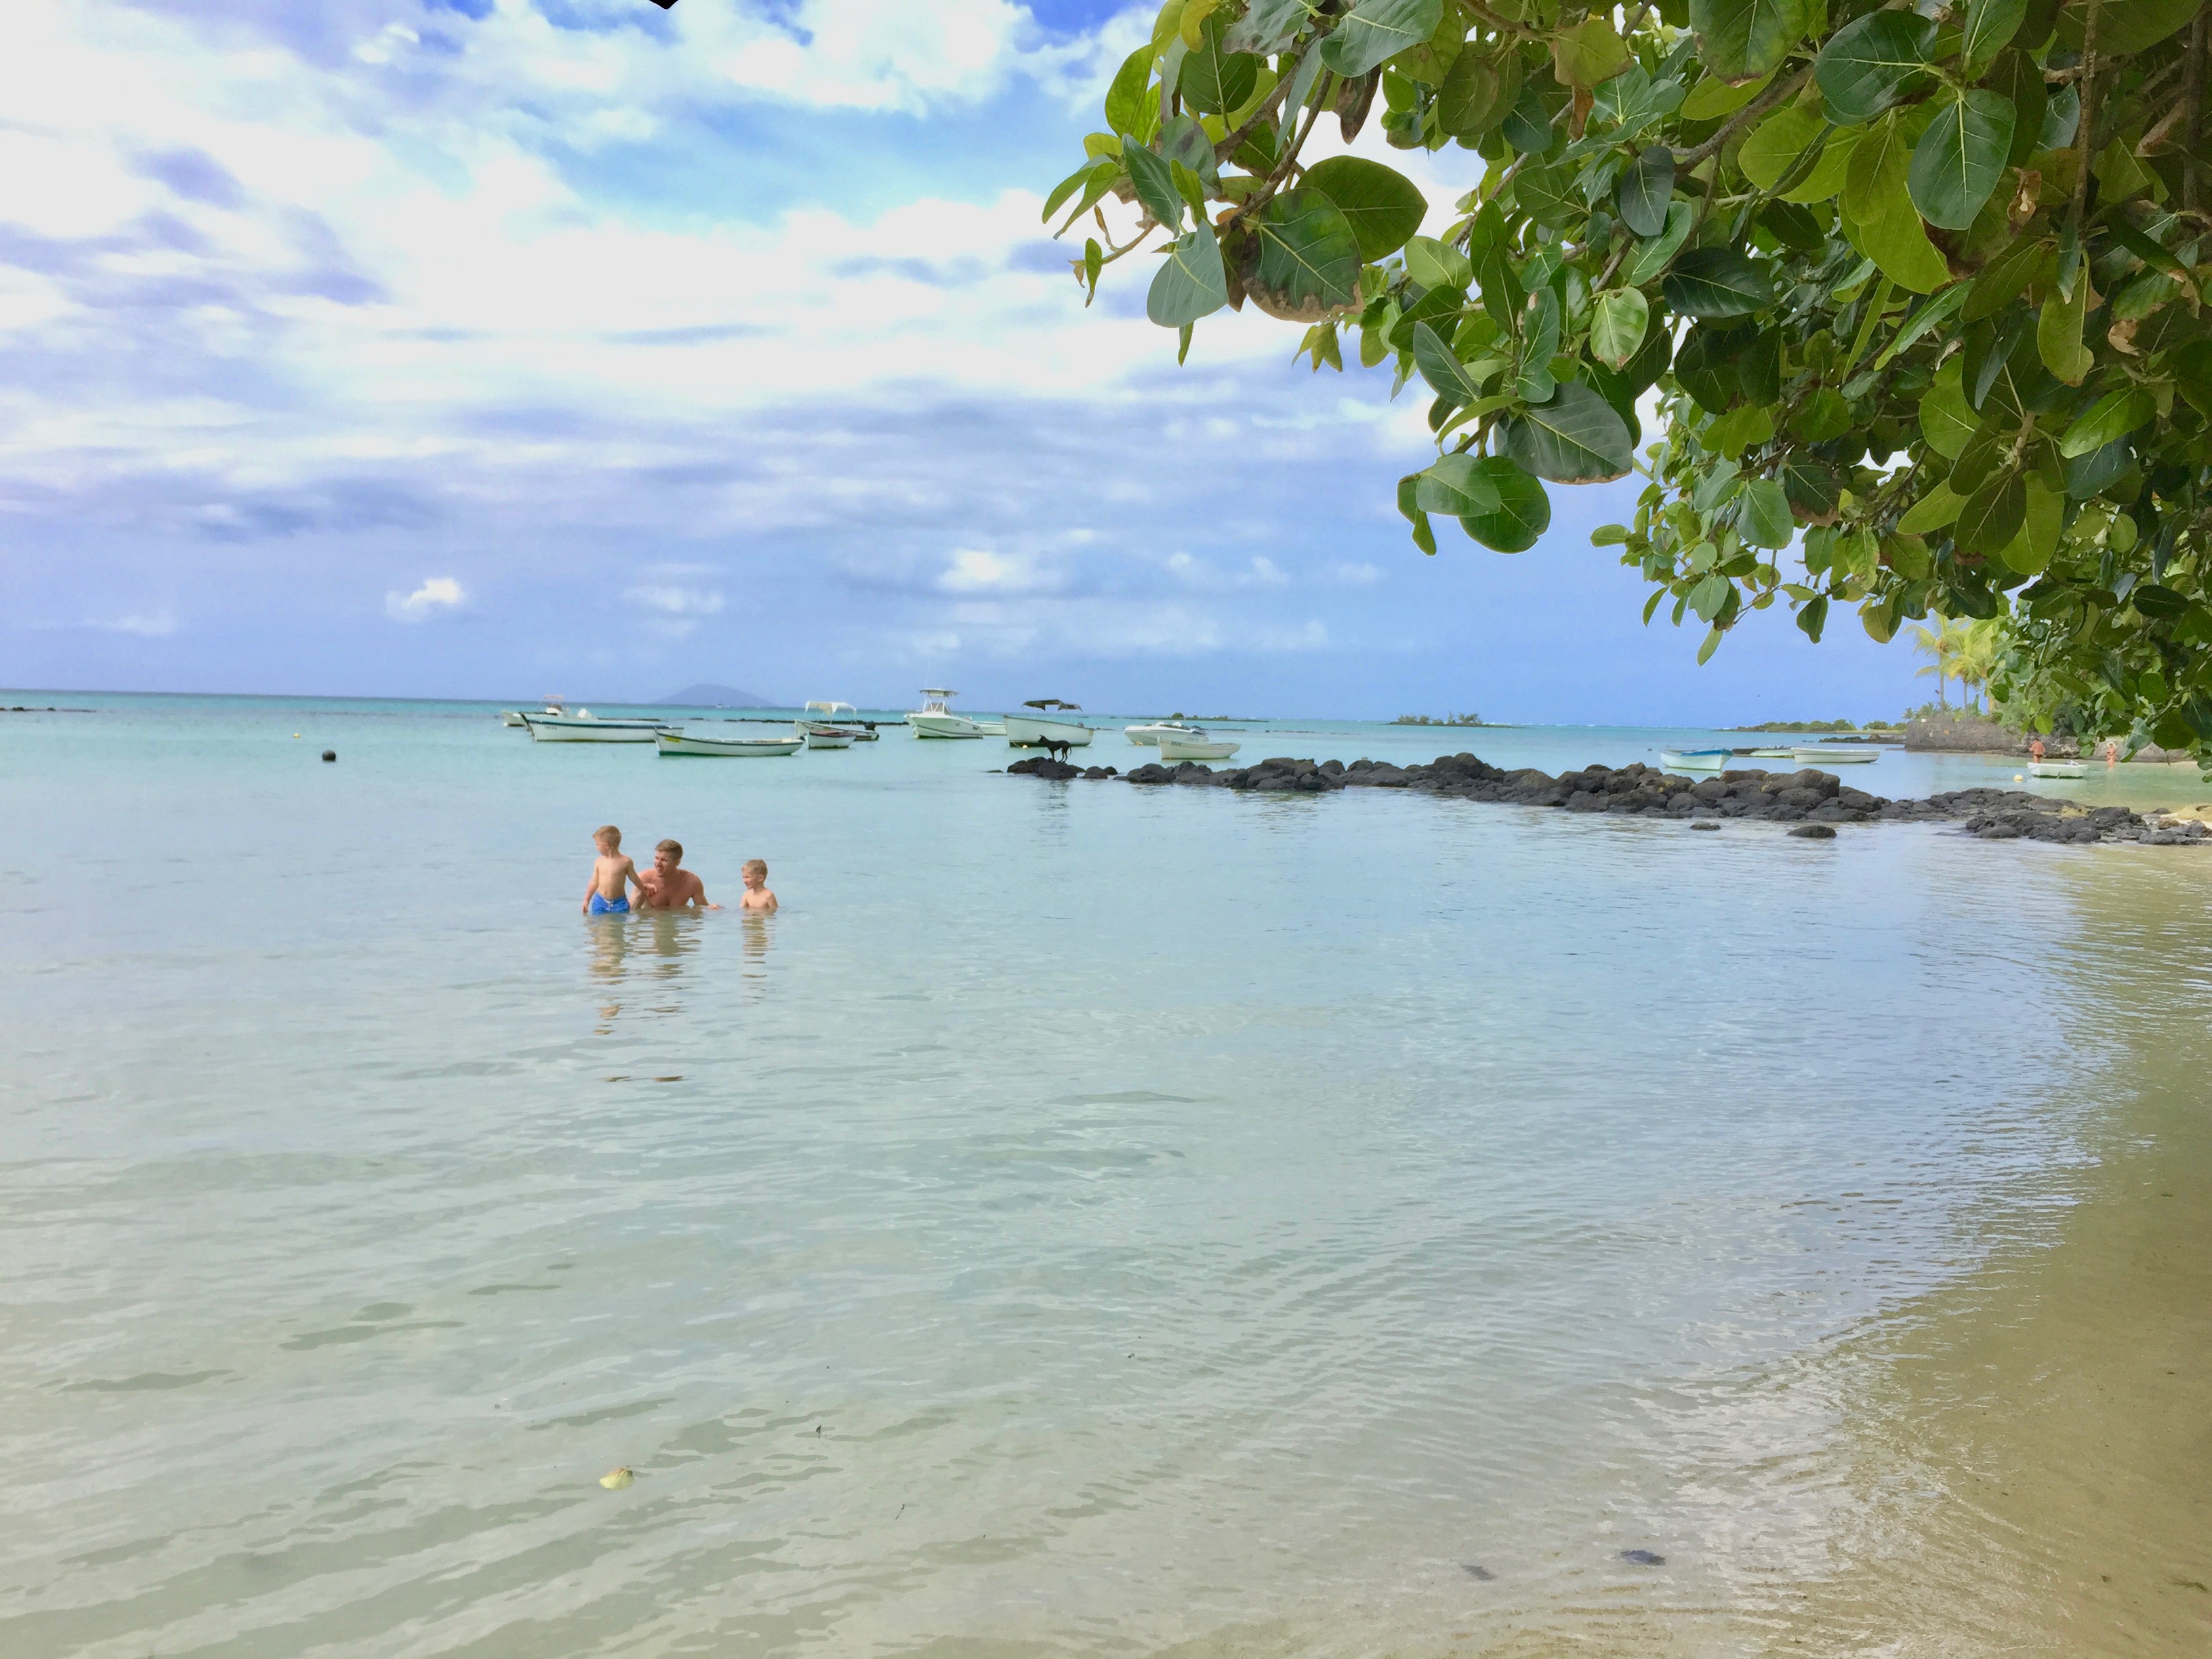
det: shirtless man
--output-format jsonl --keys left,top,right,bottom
{"left": 581, "top": 825, "right": 647, "bottom": 916}
{"left": 637, "top": 838, "right": 718, "bottom": 910}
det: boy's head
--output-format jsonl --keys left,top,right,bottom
{"left": 742, "top": 858, "right": 767, "bottom": 886}
{"left": 654, "top": 838, "right": 683, "bottom": 873}
{"left": 594, "top": 825, "right": 621, "bottom": 851}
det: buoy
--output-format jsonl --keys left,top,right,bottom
{"left": 600, "top": 1467, "right": 634, "bottom": 1489}
{"left": 293, "top": 733, "right": 301, "bottom": 738}
{"left": 322, "top": 750, "right": 337, "bottom": 762}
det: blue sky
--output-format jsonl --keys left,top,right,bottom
{"left": 0, "top": 0, "right": 1922, "bottom": 721}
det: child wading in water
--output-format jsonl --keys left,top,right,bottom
{"left": 738, "top": 859, "right": 778, "bottom": 913}
{"left": 582, "top": 825, "right": 647, "bottom": 915}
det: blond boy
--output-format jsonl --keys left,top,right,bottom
{"left": 737, "top": 858, "right": 777, "bottom": 912}
{"left": 581, "top": 825, "right": 646, "bottom": 915}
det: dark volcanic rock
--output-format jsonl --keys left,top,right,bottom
{"left": 1008, "top": 755, "right": 1080, "bottom": 779}
{"left": 1080, "top": 750, "right": 2205, "bottom": 848}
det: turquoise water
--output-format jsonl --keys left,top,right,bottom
{"left": 0, "top": 695, "right": 2200, "bottom": 1654}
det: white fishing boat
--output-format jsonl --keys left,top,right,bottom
{"left": 656, "top": 731, "right": 802, "bottom": 758}
{"left": 798, "top": 701, "right": 861, "bottom": 736}
{"left": 1660, "top": 748, "right": 1733, "bottom": 773}
{"left": 1790, "top": 745, "right": 1879, "bottom": 764}
{"left": 1745, "top": 747, "right": 1799, "bottom": 759}
{"left": 2028, "top": 759, "right": 2087, "bottom": 779}
{"left": 525, "top": 708, "right": 670, "bottom": 743}
{"left": 804, "top": 727, "right": 855, "bottom": 750}
{"left": 502, "top": 696, "right": 565, "bottom": 727}
{"left": 907, "top": 689, "right": 1003, "bottom": 739}
{"left": 1126, "top": 721, "right": 1206, "bottom": 746}
{"left": 1004, "top": 699, "right": 1094, "bottom": 748}
{"left": 1156, "top": 732, "right": 1240, "bottom": 762}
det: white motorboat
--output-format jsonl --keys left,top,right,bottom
{"left": 1790, "top": 745, "right": 1879, "bottom": 764}
{"left": 908, "top": 689, "right": 1004, "bottom": 739}
{"left": 656, "top": 731, "right": 802, "bottom": 757}
{"left": 804, "top": 727, "right": 855, "bottom": 750}
{"left": 1004, "top": 699, "right": 1094, "bottom": 748}
{"left": 1156, "top": 732, "right": 1240, "bottom": 762}
{"left": 1126, "top": 721, "right": 1206, "bottom": 746}
{"left": 525, "top": 708, "right": 670, "bottom": 743}
{"left": 1745, "top": 747, "right": 1798, "bottom": 759}
{"left": 798, "top": 701, "right": 859, "bottom": 735}
{"left": 502, "top": 696, "right": 565, "bottom": 727}
{"left": 2028, "top": 759, "right": 2087, "bottom": 779}
{"left": 1660, "top": 748, "right": 1733, "bottom": 773}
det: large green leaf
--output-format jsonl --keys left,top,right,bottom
{"left": 1907, "top": 91, "right": 2015, "bottom": 231}
{"left": 1590, "top": 287, "right": 1650, "bottom": 369}
{"left": 1318, "top": 0, "right": 1443, "bottom": 78}
{"left": 1625, "top": 199, "right": 1695, "bottom": 284}
{"left": 1439, "top": 48, "right": 1519, "bottom": 140}
{"left": 1411, "top": 321, "right": 1481, "bottom": 403}
{"left": 1147, "top": 222, "right": 1230, "bottom": 328}
{"left": 1121, "top": 140, "right": 1185, "bottom": 233}
{"left": 1689, "top": 0, "right": 1814, "bottom": 85}
{"left": 2060, "top": 388, "right": 2154, "bottom": 459}
{"left": 1179, "top": 26, "right": 1260, "bottom": 116}
{"left": 1956, "top": 469, "right": 2025, "bottom": 556}
{"left": 1102, "top": 45, "right": 1154, "bottom": 141}
{"left": 2058, "top": 0, "right": 2198, "bottom": 56}
{"left": 1919, "top": 359, "right": 1977, "bottom": 459}
{"left": 1616, "top": 146, "right": 1675, "bottom": 239}
{"left": 1959, "top": 0, "right": 2026, "bottom": 70}
{"left": 1248, "top": 188, "right": 1361, "bottom": 320}
{"left": 1301, "top": 157, "right": 1427, "bottom": 260}
{"left": 1739, "top": 476, "right": 1795, "bottom": 548}
{"left": 2036, "top": 269, "right": 2091, "bottom": 384}
{"left": 1740, "top": 105, "right": 1826, "bottom": 192}
{"left": 1661, "top": 249, "right": 1776, "bottom": 318}
{"left": 1984, "top": 49, "right": 2045, "bottom": 167}
{"left": 1222, "top": 0, "right": 1308, "bottom": 54}
{"left": 1842, "top": 109, "right": 1950, "bottom": 293}
{"left": 1504, "top": 384, "right": 1636, "bottom": 483}
{"left": 1553, "top": 18, "right": 1633, "bottom": 89}
{"left": 1814, "top": 10, "right": 1936, "bottom": 126}
{"left": 1415, "top": 453, "right": 1505, "bottom": 518}
{"left": 1459, "top": 457, "right": 1551, "bottom": 551}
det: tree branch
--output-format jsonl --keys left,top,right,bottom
{"left": 1673, "top": 64, "right": 1816, "bottom": 168}
{"left": 2072, "top": 0, "right": 2101, "bottom": 231}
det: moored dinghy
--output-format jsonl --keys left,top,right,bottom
{"left": 656, "top": 731, "right": 802, "bottom": 757}
{"left": 1658, "top": 748, "right": 1734, "bottom": 773}
{"left": 908, "top": 689, "right": 1004, "bottom": 739}
{"left": 1790, "top": 745, "right": 1879, "bottom": 764}
{"left": 525, "top": 708, "right": 670, "bottom": 743}
{"left": 1126, "top": 721, "right": 1205, "bottom": 746}
{"left": 1155, "top": 731, "right": 1240, "bottom": 761}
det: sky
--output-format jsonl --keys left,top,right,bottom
{"left": 0, "top": 0, "right": 1925, "bottom": 722}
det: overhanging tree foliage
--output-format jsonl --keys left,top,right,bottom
{"left": 1046, "top": 0, "right": 2212, "bottom": 759}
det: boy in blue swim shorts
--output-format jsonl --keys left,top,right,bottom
{"left": 581, "top": 824, "right": 645, "bottom": 915}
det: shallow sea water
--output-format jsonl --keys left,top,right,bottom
{"left": 2, "top": 696, "right": 2207, "bottom": 1657}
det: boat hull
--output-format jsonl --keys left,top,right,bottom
{"left": 1156, "top": 736, "right": 1240, "bottom": 761}
{"left": 2028, "top": 760, "right": 2087, "bottom": 779}
{"left": 1660, "top": 749, "right": 1732, "bottom": 773}
{"left": 909, "top": 713, "right": 996, "bottom": 739}
{"left": 656, "top": 733, "right": 801, "bottom": 757}
{"left": 500, "top": 710, "right": 527, "bottom": 727}
{"left": 1125, "top": 724, "right": 1202, "bottom": 746}
{"left": 1004, "top": 715, "right": 1094, "bottom": 748}
{"left": 804, "top": 730, "right": 855, "bottom": 750}
{"left": 526, "top": 717, "right": 667, "bottom": 743}
{"left": 1790, "top": 747, "right": 1879, "bottom": 764}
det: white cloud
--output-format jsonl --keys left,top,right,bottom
{"left": 88, "top": 609, "right": 178, "bottom": 636}
{"left": 936, "top": 548, "right": 1063, "bottom": 594}
{"left": 1328, "top": 560, "right": 1385, "bottom": 586}
{"left": 622, "top": 583, "right": 724, "bottom": 615}
{"left": 386, "top": 575, "right": 465, "bottom": 621}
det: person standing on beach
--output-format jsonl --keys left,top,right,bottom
{"left": 581, "top": 825, "right": 646, "bottom": 916}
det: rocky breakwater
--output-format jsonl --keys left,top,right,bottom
{"left": 1010, "top": 751, "right": 2211, "bottom": 846}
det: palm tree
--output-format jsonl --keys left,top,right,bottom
{"left": 1908, "top": 618, "right": 1960, "bottom": 710}
{"left": 1952, "top": 619, "right": 2003, "bottom": 714}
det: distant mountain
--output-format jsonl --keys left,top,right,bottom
{"left": 656, "top": 682, "right": 777, "bottom": 708}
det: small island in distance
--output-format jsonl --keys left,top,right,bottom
{"left": 657, "top": 682, "right": 778, "bottom": 708}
